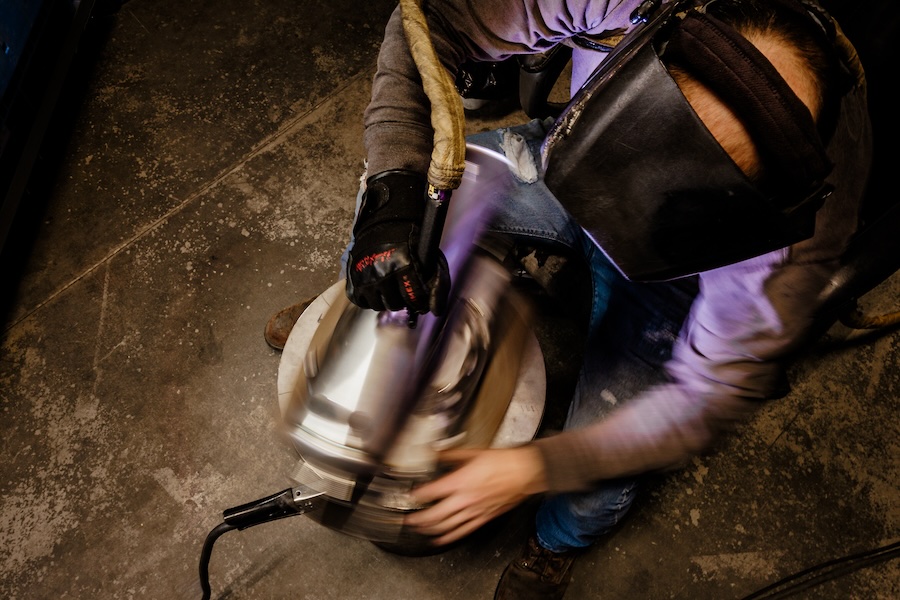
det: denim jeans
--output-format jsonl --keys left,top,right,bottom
{"left": 467, "top": 120, "right": 698, "bottom": 552}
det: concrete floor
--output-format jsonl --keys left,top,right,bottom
{"left": 1, "top": 1, "right": 897, "bottom": 598}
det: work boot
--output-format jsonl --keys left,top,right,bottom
{"left": 263, "top": 297, "right": 316, "bottom": 351}
{"left": 493, "top": 536, "right": 580, "bottom": 600}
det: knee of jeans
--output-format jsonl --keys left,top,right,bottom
{"left": 566, "top": 480, "right": 639, "bottom": 529}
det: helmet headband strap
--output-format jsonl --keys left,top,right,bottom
{"left": 664, "top": 10, "right": 832, "bottom": 193}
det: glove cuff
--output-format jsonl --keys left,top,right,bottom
{"left": 354, "top": 170, "right": 427, "bottom": 236}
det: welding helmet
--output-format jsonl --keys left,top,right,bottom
{"left": 542, "top": 0, "right": 859, "bottom": 281}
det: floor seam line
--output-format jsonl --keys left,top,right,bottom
{"left": 3, "top": 69, "right": 373, "bottom": 333}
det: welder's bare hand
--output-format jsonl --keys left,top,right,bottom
{"left": 405, "top": 446, "right": 548, "bottom": 545}
{"left": 346, "top": 170, "right": 450, "bottom": 315}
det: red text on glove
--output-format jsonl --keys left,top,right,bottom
{"left": 401, "top": 275, "right": 417, "bottom": 302}
{"left": 355, "top": 249, "right": 395, "bottom": 272}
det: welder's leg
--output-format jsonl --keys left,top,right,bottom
{"left": 535, "top": 477, "right": 641, "bottom": 552}
{"left": 533, "top": 248, "right": 698, "bottom": 551}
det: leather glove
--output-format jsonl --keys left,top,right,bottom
{"left": 346, "top": 170, "right": 450, "bottom": 315}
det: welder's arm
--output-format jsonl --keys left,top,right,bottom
{"left": 363, "top": 0, "right": 634, "bottom": 176}
{"left": 406, "top": 234, "right": 845, "bottom": 545}
{"left": 404, "top": 253, "right": 793, "bottom": 543}
{"left": 534, "top": 249, "right": 836, "bottom": 493}
{"left": 533, "top": 387, "right": 761, "bottom": 492}
{"left": 345, "top": 7, "right": 459, "bottom": 314}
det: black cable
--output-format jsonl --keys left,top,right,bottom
{"left": 740, "top": 539, "right": 900, "bottom": 600}
{"left": 198, "top": 521, "right": 237, "bottom": 600}
{"left": 195, "top": 488, "right": 326, "bottom": 599}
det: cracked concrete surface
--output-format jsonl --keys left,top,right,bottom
{"left": 1, "top": 1, "right": 897, "bottom": 598}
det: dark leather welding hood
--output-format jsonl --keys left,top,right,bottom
{"left": 542, "top": 0, "right": 856, "bottom": 281}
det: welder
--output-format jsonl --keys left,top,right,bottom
{"left": 265, "top": 1, "right": 872, "bottom": 598}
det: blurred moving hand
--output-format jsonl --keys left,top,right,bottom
{"left": 405, "top": 446, "right": 548, "bottom": 545}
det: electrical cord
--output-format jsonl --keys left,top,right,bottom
{"left": 740, "top": 539, "right": 900, "bottom": 599}
{"left": 195, "top": 487, "right": 326, "bottom": 599}
{"left": 198, "top": 522, "right": 237, "bottom": 600}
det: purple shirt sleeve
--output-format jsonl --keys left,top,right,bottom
{"left": 535, "top": 250, "right": 792, "bottom": 491}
